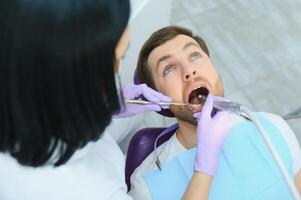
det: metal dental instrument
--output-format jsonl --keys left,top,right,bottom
{"left": 125, "top": 99, "right": 247, "bottom": 115}
{"left": 125, "top": 99, "right": 189, "bottom": 107}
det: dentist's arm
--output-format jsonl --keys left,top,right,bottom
{"left": 182, "top": 94, "right": 233, "bottom": 200}
{"left": 115, "top": 83, "right": 171, "bottom": 118}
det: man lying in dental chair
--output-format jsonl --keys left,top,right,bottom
{"left": 128, "top": 26, "right": 301, "bottom": 200}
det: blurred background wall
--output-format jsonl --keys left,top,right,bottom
{"left": 113, "top": 0, "right": 301, "bottom": 152}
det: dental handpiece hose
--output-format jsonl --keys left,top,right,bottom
{"left": 237, "top": 105, "right": 301, "bottom": 200}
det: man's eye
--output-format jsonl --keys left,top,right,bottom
{"left": 191, "top": 52, "right": 202, "bottom": 61}
{"left": 163, "top": 65, "right": 176, "bottom": 75}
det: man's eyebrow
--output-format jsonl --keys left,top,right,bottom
{"left": 156, "top": 55, "right": 171, "bottom": 70}
{"left": 183, "top": 42, "right": 199, "bottom": 50}
{"left": 155, "top": 42, "right": 199, "bottom": 70}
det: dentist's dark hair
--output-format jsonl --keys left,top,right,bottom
{"left": 0, "top": 0, "right": 130, "bottom": 167}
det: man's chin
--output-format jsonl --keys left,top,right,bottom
{"left": 176, "top": 114, "right": 197, "bottom": 126}
{"left": 169, "top": 104, "right": 197, "bottom": 126}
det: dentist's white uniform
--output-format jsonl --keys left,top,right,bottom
{"left": 0, "top": 118, "right": 136, "bottom": 200}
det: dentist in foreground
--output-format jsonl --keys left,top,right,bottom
{"left": 0, "top": 0, "right": 232, "bottom": 199}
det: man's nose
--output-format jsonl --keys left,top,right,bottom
{"left": 183, "top": 68, "right": 197, "bottom": 81}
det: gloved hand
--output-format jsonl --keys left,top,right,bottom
{"left": 115, "top": 83, "right": 172, "bottom": 118}
{"left": 193, "top": 94, "right": 233, "bottom": 176}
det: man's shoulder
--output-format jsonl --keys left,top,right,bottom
{"left": 131, "top": 132, "right": 187, "bottom": 179}
{"left": 128, "top": 135, "right": 173, "bottom": 200}
{"left": 258, "top": 111, "right": 283, "bottom": 121}
{"left": 252, "top": 111, "right": 289, "bottom": 131}
{"left": 132, "top": 135, "right": 176, "bottom": 175}
{"left": 230, "top": 111, "right": 292, "bottom": 140}
{"left": 129, "top": 133, "right": 184, "bottom": 200}
{"left": 230, "top": 111, "right": 283, "bottom": 124}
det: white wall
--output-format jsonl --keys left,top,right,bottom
{"left": 120, "top": 0, "right": 172, "bottom": 84}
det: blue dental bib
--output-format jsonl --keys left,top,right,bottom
{"left": 143, "top": 113, "right": 294, "bottom": 200}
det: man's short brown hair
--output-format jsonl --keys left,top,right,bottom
{"left": 136, "top": 26, "right": 210, "bottom": 89}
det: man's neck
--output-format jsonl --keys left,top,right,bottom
{"left": 176, "top": 118, "right": 197, "bottom": 149}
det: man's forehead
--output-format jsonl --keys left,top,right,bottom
{"left": 147, "top": 34, "right": 200, "bottom": 69}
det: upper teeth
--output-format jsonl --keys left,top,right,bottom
{"left": 192, "top": 85, "right": 204, "bottom": 91}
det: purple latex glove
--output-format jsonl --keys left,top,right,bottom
{"left": 115, "top": 83, "right": 172, "bottom": 118}
{"left": 193, "top": 94, "right": 233, "bottom": 176}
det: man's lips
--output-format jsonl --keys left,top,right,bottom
{"left": 185, "top": 81, "right": 210, "bottom": 103}
{"left": 189, "top": 87, "right": 208, "bottom": 104}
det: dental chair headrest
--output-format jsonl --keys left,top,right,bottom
{"left": 133, "top": 69, "right": 175, "bottom": 117}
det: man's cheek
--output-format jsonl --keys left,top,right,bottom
{"left": 155, "top": 86, "right": 171, "bottom": 99}
{"left": 206, "top": 70, "right": 219, "bottom": 84}
{"left": 166, "top": 88, "right": 181, "bottom": 101}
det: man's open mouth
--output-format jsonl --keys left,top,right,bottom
{"left": 188, "top": 86, "right": 209, "bottom": 107}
